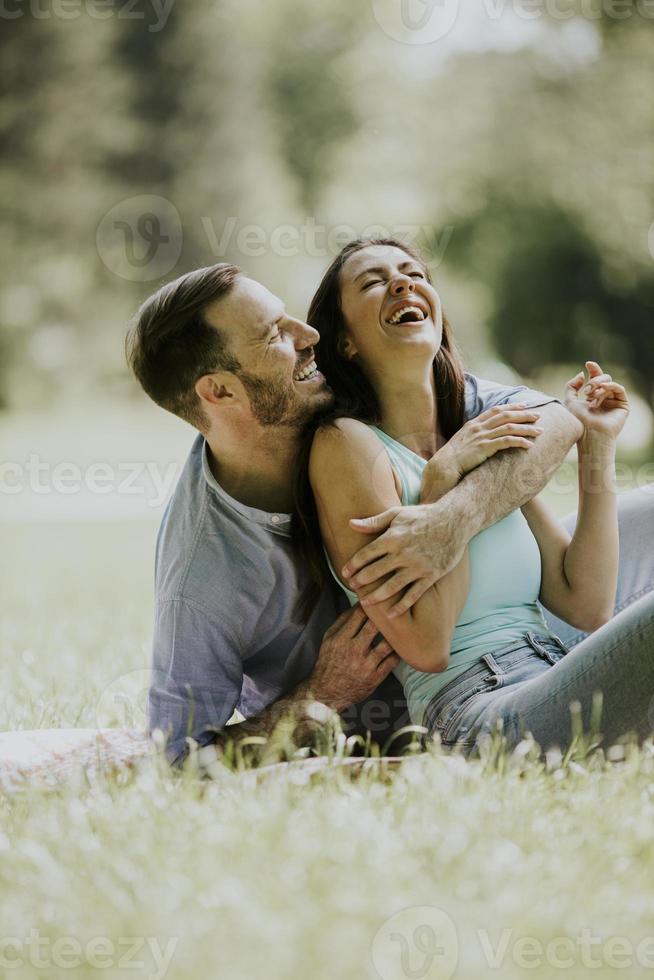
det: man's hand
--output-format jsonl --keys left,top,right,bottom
{"left": 342, "top": 400, "right": 581, "bottom": 616}
{"left": 308, "top": 605, "right": 399, "bottom": 712}
{"left": 202, "top": 606, "right": 397, "bottom": 763}
{"left": 342, "top": 502, "right": 464, "bottom": 617}
{"left": 421, "top": 403, "right": 544, "bottom": 502}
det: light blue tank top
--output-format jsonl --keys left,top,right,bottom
{"left": 325, "top": 424, "right": 552, "bottom": 726}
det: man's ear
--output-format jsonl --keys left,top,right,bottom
{"left": 195, "top": 374, "right": 234, "bottom": 408}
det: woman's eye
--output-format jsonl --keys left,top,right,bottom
{"left": 410, "top": 271, "right": 425, "bottom": 279}
{"left": 362, "top": 279, "right": 382, "bottom": 290}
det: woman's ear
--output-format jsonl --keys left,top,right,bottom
{"left": 338, "top": 334, "right": 357, "bottom": 360}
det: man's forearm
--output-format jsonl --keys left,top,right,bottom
{"left": 431, "top": 402, "right": 583, "bottom": 538}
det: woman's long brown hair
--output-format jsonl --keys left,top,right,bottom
{"left": 292, "top": 238, "right": 466, "bottom": 620}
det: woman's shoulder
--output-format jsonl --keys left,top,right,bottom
{"left": 309, "top": 417, "right": 391, "bottom": 477}
{"left": 312, "top": 416, "right": 378, "bottom": 450}
{"left": 309, "top": 417, "right": 399, "bottom": 509}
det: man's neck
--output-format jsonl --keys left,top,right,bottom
{"left": 204, "top": 425, "right": 300, "bottom": 514}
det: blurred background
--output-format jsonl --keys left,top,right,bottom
{"left": 1, "top": 0, "right": 653, "bottom": 662}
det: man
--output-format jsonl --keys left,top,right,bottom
{"left": 126, "top": 262, "right": 653, "bottom": 765}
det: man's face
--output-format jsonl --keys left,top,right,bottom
{"left": 205, "top": 276, "right": 333, "bottom": 427}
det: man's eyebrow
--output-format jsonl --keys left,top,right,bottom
{"left": 353, "top": 261, "right": 418, "bottom": 283}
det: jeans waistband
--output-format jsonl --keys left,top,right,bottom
{"left": 423, "top": 631, "right": 567, "bottom": 734}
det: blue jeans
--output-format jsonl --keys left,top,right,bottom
{"left": 425, "top": 485, "right": 654, "bottom": 753}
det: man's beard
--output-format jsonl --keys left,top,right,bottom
{"left": 237, "top": 370, "right": 333, "bottom": 427}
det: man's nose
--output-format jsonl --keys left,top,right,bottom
{"left": 389, "top": 275, "right": 415, "bottom": 297}
{"left": 292, "top": 319, "right": 320, "bottom": 348}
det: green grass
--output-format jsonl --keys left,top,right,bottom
{"left": 2, "top": 519, "right": 654, "bottom": 980}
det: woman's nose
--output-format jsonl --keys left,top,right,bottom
{"left": 390, "top": 276, "right": 414, "bottom": 296}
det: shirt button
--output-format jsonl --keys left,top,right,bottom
{"left": 271, "top": 515, "right": 280, "bottom": 524}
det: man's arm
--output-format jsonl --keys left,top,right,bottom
{"left": 214, "top": 606, "right": 398, "bottom": 750}
{"left": 430, "top": 400, "right": 583, "bottom": 530}
{"left": 151, "top": 598, "right": 398, "bottom": 767}
{"left": 343, "top": 401, "right": 583, "bottom": 616}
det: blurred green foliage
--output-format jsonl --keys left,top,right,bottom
{"left": 0, "top": 0, "right": 652, "bottom": 415}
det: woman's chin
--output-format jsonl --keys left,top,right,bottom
{"left": 388, "top": 331, "right": 440, "bottom": 356}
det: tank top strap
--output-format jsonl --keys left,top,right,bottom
{"left": 366, "top": 425, "right": 426, "bottom": 507}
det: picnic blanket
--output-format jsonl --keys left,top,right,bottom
{"left": 0, "top": 727, "right": 416, "bottom": 793}
{"left": 0, "top": 728, "right": 153, "bottom": 792}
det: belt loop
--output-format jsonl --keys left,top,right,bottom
{"left": 480, "top": 653, "right": 504, "bottom": 688}
{"left": 525, "top": 631, "right": 557, "bottom": 665}
{"left": 552, "top": 633, "right": 569, "bottom": 654}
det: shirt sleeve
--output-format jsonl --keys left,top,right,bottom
{"left": 148, "top": 597, "right": 244, "bottom": 766}
{"left": 465, "top": 373, "right": 561, "bottom": 421}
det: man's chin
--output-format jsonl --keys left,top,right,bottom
{"left": 308, "top": 383, "right": 334, "bottom": 413}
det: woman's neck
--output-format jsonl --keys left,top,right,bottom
{"left": 373, "top": 361, "right": 442, "bottom": 459}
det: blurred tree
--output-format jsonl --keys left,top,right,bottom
{"left": 445, "top": 198, "right": 654, "bottom": 404}
{"left": 263, "top": 0, "right": 362, "bottom": 211}
{"left": 107, "top": 1, "right": 187, "bottom": 187}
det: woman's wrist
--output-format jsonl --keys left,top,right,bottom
{"left": 420, "top": 449, "right": 460, "bottom": 503}
{"left": 577, "top": 430, "right": 616, "bottom": 496}
{"left": 578, "top": 429, "right": 617, "bottom": 459}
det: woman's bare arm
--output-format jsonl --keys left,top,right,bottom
{"left": 522, "top": 432, "right": 618, "bottom": 632}
{"left": 521, "top": 362, "right": 629, "bottom": 632}
{"left": 310, "top": 419, "right": 469, "bottom": 673}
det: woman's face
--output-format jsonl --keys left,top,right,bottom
{"left": 338, "top": 245, "right": 443, "bottom": 371}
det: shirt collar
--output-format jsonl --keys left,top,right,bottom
{"left": 200, "top": 436, "right": 292, "bottom": 531}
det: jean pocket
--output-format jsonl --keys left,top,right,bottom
{"left": 431, "top": 672, "right": 500, "bottom": 745}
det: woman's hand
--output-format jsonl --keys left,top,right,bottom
{"left": 564, "top": 361, "right": 630, "bottom": 442}
{"left": 420, "top": 403, "right": 544, "bottom": 502}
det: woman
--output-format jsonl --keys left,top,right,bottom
{"left": 294, "top": 237, "right": 654, "bottom": 754}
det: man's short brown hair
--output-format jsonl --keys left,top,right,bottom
{"left": 126, "top": 263, "right": 242, "bottom": 430}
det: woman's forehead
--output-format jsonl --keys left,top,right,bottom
{"left": 342, "top": 244, "right": 418, "bottom": 278}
